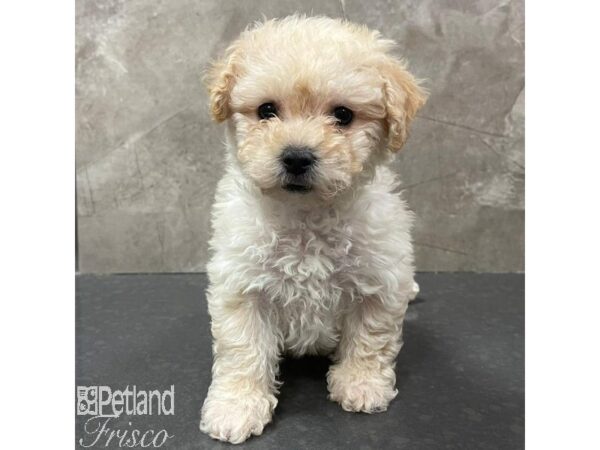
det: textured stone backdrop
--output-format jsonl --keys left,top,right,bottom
{"left": 76, "top": 0, "right": 524, "bottom": 273}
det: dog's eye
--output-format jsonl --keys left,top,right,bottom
{"left": 333, "top": 106, "right": 353, "bottom": 126}
{"left": 258, "top": 103, "right": 278, "bottom": 120}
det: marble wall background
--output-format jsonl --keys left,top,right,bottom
{"left": 76, "top": 0, "right": 524, "bottom": 273}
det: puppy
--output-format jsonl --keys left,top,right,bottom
{"left": 200, "top": 15, "right": 426, "bottom": 444}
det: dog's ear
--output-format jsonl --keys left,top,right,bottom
{"left": 204, "top": 42, "right": 242, "bottom": 122}
{"left": 379, "top": 57, "right": 427, "bottom": 152}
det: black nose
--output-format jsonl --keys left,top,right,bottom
{"left": 281, "top": 147, "right": 316, "bottom": 175}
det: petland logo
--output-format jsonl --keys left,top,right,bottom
{"left": 77, "top": 385, "right": 175, "bottom": 448}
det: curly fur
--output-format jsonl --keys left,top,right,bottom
{"left": 199, "top": 15, "right": 426, "bottom": 444}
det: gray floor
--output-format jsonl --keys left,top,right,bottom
{"left": 76, "top": 273, "right": 524, "bottom": 449}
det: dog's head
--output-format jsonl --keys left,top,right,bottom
{"left": 205, "top": 16, "right": 426, "bottom": 201}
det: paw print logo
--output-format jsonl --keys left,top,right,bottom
{"left": 77, "top": 386, "right": 98, "bottom": 416}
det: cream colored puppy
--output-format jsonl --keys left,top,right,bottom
{"left": 200, "top": 15, "right": 426, "bottom": 444}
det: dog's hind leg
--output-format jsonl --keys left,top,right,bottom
{"left": 200, "top": 292, "right": 281, "bottom": 444}
{"left": 408, "top": 280, "right": 420, "bottom": 302}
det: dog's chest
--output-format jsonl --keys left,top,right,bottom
{"left": 259, "top": 215, "right": 359, "bottom": 354}
{"left": 263, "top": 215, "right": 356, "bottom": 299}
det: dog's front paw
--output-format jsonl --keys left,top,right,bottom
{"left": 200, "top": 389, "right": 276, "bottom": 444}
{"left": 327, "top": 364, "right": 398, "bottom": 413}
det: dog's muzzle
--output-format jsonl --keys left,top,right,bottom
{"left": 280, "top": 146, "right": 317, "bottom": 193}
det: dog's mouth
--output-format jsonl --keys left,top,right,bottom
{"left": 283, "top": 183, "right": 312, "bottom": 193}
{"left": 281, "top": 172, "right": 313, "bottom": 193}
